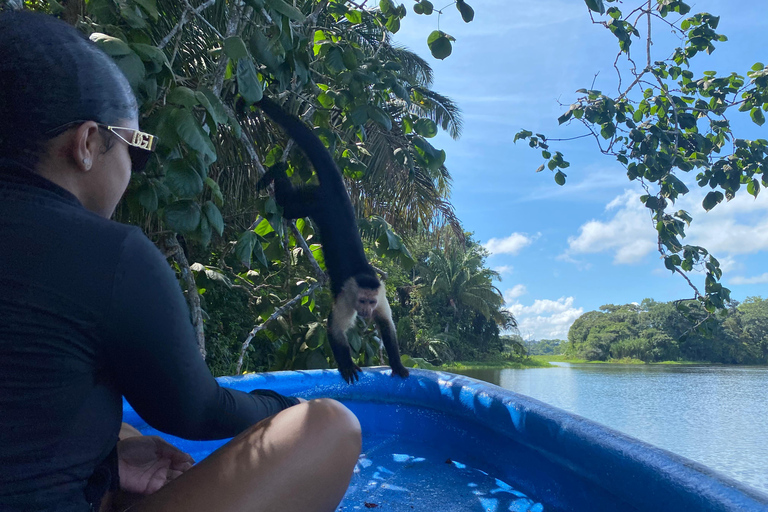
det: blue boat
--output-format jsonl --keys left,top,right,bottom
{"left": 123, "top": 368, "right": 768, "bottom": 511}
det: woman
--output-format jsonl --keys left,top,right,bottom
{"left": 0, "top": 10, "right": 361, "bottom": 512}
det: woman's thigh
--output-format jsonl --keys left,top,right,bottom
{"left": 124, "top": 398, "right": 361, "bottom": 512}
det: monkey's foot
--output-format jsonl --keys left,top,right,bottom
{"left": 339, "top": 364, "right": 361, "bottom": 384}
{"left": 390, "top": 364, "right": 410, "bottom": 378}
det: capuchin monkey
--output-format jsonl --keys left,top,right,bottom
{"left": 256, "top": 97, "right": 409, "bottom": 384}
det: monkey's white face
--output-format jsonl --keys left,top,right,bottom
{"left": 355, "top": 288, "right": 379, "bottom": 319}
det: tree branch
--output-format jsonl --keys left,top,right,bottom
{"left": 212, "top": 0, "right": 246, "bottom": 96}
{"left": 289, "top": 221, "right": 327, "bottom": 280}
{"left": 163, "top": 235, "right": 207, "bottom": 358}
{"left": 158, "top": 0, "right": 217, "bottom": 50}
{"left": 235, "top": 279, "right": 326, "bottom": 374}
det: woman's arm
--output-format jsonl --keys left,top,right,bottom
{"left": 102, "top": 229, "right": 298, "bottom": 440}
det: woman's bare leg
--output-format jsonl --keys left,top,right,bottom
{"left": 127, "top": 398, "right": 361, "bottom": 512}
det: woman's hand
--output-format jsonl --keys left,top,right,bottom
{"left": 117, "top": 435, "right": 195, "bottom": 494}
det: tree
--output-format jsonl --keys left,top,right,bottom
{"left": 6, "top": 0, "right": 483, "bottom": 371}
{"left": 516, "top": 0, "right": 768, "bottom": 318}
{"left": 568, "top": 296, "right": 768, "bottom": 364}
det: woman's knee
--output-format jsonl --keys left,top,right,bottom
{"left": 302, "top": 398, "right": 361, "bottom": 455}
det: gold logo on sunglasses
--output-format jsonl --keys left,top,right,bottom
{"left": 130, "top": 130, "right": 155, "bottom": 151}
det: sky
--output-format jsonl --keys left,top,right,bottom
{"left": 392, "top": 0, "right": 768, "bottom": 340}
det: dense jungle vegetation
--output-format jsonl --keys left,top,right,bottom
{"left": 10, "top": 0, "right": 768, "bottom": 374}
{"left": 10, "top": 0, "right": 517, "bottom": 375}
{"left": 522, "top": 298, "right": 768, "bottom": 365}
{"left": 565, "top": 297, "right": 768, "bottom": 364}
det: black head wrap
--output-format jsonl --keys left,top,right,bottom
{"left": 0, "top": 11, "right": 138, "bottom": 167}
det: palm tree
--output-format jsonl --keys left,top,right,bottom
{"left": 425, "top": 248, "right": 509, "bottom": 328}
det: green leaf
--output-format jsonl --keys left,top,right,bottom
{"left": 427, "top": 31, "right": 452, "bottom": 60}
{"left": 554, "top": 171, "right": 566, "bottom": 186}
{"left": 204, "top": 177, "right": 224, "bottom": 207}
{"left": 414, "top": 118, "right": 438, "bottom": 138}
{"left": 236, "top": 57, "right": 263, "bottom": 105}
{"left": 584, "top": 0, "right": 605, "bottom": 14}
{"left": 254, "top": 218, "right": 275, "bottom": 236}
{"left": 702, "top": 191, "right": 724, "bottom": 211}
{"left": 325, "top": 47, "right": 346, "bottom": 73}
{"left": 165, "top": 159, "right": 204, "bottom": 198}
{"left": 89, "top": 33, "right": 132, "bottom": 56}
{"left": 600, "top": 122, "right": 616, "bottom": 139}
{"left": 751, "top": 107, "right": 765, "bottom": 126}
{"left": 224, "top": 36, "right": 250, "bottom": 61}
{"left": 310, "top": 244, "right": 326, "bottom": 271}
{"left": 379, "top": 0, "right": 394, "bottom": 15}
{"left": 252, "top": 239, "right": 268, "bottom": 268}
{"left": 203, "top": 201, "right": 224, "bottom": 235}
{"left": 345, "top": 10, "right": 363, "bottom": 24}
{"left": 164, "top": 200, "right": 201, "bottom": 233}
{"left": 130, "top": 43, "right": 169, "bottom": 69}
{"left": 349, "top": 104, "right": 369, "bottom": 125}
{"left": 342, "top": 46, "right": 358, "bottom": 69}
{"left": 235, "top": 230, "right": 259, "bottom": 268}
{"left": 170, "top": 109, "right": 217, "bottom": 164}
{"left": 133, "top": 0, "right": 158, "bottom": 20}
{"left": 747, "top": 179, "right": 760, "bottom": 197}
{"left": 114, "top": 52, "right": 146, "bottom": 90}
{"left": 455, "top": 0, "right": 474, "bottom": 22}
{"left": 368, "top": 106, "right": 392, "bottom": 130}
{"left": 198, "top": 216, "right": 212, "bottom": 247}
{"left": 306, "top": 349, "right": 329, "bottom": 369}
{"left": 167, "top": 86, "right": 199, "bottom": 109}
{"left": 265, "top": 0, "right": 306, "bottom": 21}
{"left": 137, "top": 182, "right": 158, "bottom": 212}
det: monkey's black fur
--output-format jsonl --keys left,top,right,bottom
{"left": 256, "top": 98, "right": 379, "bottom": 296}
{"left": 255, "top": 97, "right": 408, "bottom": 383}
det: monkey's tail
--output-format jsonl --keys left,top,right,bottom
{"left": 256, "top": 97, "right": 341, "bottom": 187}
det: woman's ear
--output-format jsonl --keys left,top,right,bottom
{"left": 72, "top": 121, "right": 101, "bottom": 172}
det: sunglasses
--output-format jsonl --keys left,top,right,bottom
{"left": 102, "top": 125, "right": 158, "bottom": 173}
{"left": 47, "top": 121, "right": 159, "bottom": 173}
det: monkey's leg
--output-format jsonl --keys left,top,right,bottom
{"left": 373, "top": 300, "right": 409, "bottom": 378}
{"left": 328, "top": 310, "right": 361, "bottom": 384}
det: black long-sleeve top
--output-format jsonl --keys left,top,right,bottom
{"left": 0, "top": 161, "right": 299, "bottom": 511}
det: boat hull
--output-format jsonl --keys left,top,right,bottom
{"left": 123, "top": 368, "right": 768, "bottom": 511}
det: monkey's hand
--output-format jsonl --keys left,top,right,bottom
{"left": 339, "top": 362, "right": 362, "bottom": 384}
{"left": 256, "top": 163, "right": 287, "bottom": 192}
{"left": 390, "top": 363, "right": 410, "bottom": 379}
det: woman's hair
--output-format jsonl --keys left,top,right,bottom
{"left": 0, "top": 10, "right": 138, "bottom": 167}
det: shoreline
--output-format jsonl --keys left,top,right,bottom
{"left": 438, "top": 359, "right": 553, "bottom": 370}
{"left": 529, "top": 355, "right": 724, "bottom": 365}
{"left": 433, "top": 356, "right": 768, "bottom": 370}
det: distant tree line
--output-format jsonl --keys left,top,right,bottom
{"left": 566, "top": 297, "right": 768, "bottom": 364}
{"left": 523, "top": 339, "right": 566, "bottom": 356}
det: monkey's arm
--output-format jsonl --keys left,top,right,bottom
{"left": 327, "top": 309, "right": 362, "bottom": 384}
{"left": 373, "top": 300, "right": 409, "bottom": 378}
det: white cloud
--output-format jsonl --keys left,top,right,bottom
{"left": 493, "top": 265, "right": 514, "bottom": 276}
{"left": 503, "top": 285, "right": 528, "bottom": 302}
{"left": 563, "top": 186, "right": 768, "bottom": 267}
{"left": 684, "top": 191, "right": 768, "bottom": 256}
{"left": 730, "top": 273, "right": 768, "bottom": 285}
{"left": 506, "top": 297, "right": 583, "bottom": 340}
{"left": 565, "top": 189, "right": 656, "bottom": 264}
{"left": 484, "top": 232, "right": 538, "bottom": 256}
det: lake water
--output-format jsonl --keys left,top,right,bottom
{"left": 452, "top": 363, "right": 768, "bottom": 494}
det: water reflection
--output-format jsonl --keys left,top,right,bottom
{"left": 453, "top": 364, "right": 768, "bottom": 493}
